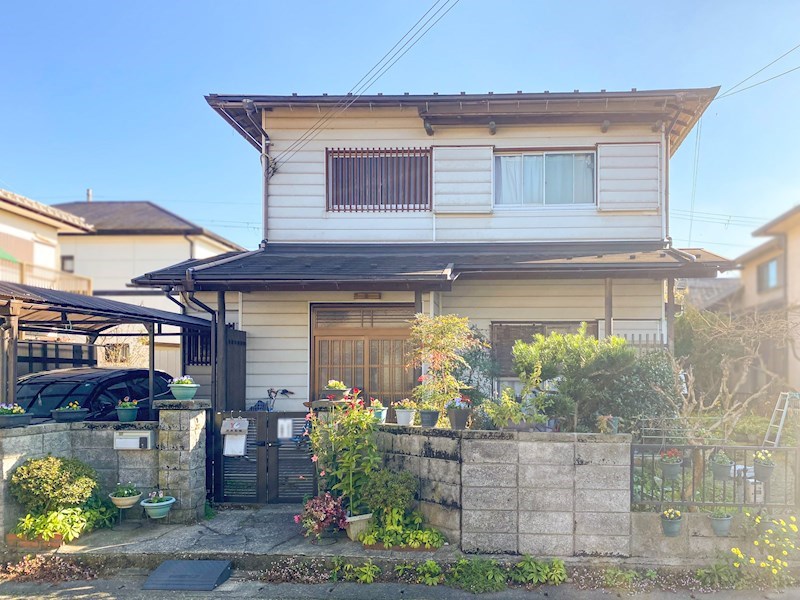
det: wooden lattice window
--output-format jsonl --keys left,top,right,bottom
{"left": 326, "top": 148, "right": 431, "bottom": 212}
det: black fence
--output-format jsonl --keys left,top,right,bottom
{"left": 17, "top": 341, "right": 97, "bottom": 376}
{"left": 631, "top": 443, "right": 800, "bottom": 512}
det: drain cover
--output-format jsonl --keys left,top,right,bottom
{"left": 142, "top": 560, "right": 232, "bottom": 591}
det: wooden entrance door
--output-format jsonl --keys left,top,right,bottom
{"left": 312, "top": 305, "right": 415, "bottom": 404}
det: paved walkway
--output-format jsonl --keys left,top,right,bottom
{"left": 58, "top": 505, "right": 457, "bottom": 566}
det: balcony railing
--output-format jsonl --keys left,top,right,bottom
{"left": 0, "top": 258, "right": 92, "bottom": 295}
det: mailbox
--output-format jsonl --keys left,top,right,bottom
{"left": 221, "top": 417, "right": 249, "bottom": 456}
{"left": 113, "top": 430, "right": 155, "bottom": 450}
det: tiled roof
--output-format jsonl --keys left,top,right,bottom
{"left": 133, "top": 242, "right": 733, "bottom": 291}
{"left": 54, "top": 201, "right": 245, "bottom": 251}
{"left": 680, "top": 277, "right": 742, "bottom": 310}
{"left": 0, "top": 189, "right": 92, "bottom": 231}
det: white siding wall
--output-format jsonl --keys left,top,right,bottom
{"left": 433, "top": 146, "right": 493, "bottom": 213}
{"left": 597, "top": 143, "right": 661, "bottom": 212}
{"left": 237, "top": 280, "right": 663, "bottom": 411}
{"left": 264, "top": 107, "right": 664, "bottom": 243}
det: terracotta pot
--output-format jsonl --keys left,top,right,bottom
{"left": 5, "top": 532, "right": 63, "bottom": 549}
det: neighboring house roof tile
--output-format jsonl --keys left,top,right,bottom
{"left": 680, "top": 277, "right": 742, "bottom": 311}
{"left": 0, "top": 188, "right": 93, "bottom": 232}
{"left": 53, "top": 201, "right": 245, "bottom": 251}
{"left": 133, "top": 242, "right": 733, "bottom": 291}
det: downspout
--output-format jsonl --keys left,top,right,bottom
{"left": 261, "top": 133, "right": 271, "bottom": 243}
{"left": 184, "top": 235, "right": 195, "bottom": 260}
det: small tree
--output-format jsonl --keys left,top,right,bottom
{"left": 407, "top": 314, "right": 482, "bottom": 413}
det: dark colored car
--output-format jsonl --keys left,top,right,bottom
{"left": 16, "top": 367, "right": 173, "bottom": 421}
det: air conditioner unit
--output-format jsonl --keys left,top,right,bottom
{"left": 113, "top": 430, "right": 155, "bottom": 450}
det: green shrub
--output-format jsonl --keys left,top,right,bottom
{"left": 9, "top": 456, "right": 97, "bottom": 514}
{"left": 415, "top": 560, "right": 443, "bottom": 586}
{"left": 509, "top": 555, "right": 549, "bottom": 584}
{"left": 14, "top": 508, "right": 88, "bottom": 542}
{"left": 362, "top": 468, "right": 417, "bottom": 516}
{"left": 447, "top": 557, "right": 506, "bottom": 594}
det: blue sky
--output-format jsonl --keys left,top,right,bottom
{"left": 2, "top": 0, "right": 799, "bottom": 259}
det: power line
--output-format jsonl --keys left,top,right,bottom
{"left": 719, "top": 41, "right": 800, "bottom": 97}
{"left": 272, "top": 0, "right": 461, "bottom": 169}
{"left": 717, "top": 63, "right": 800, "bottom": 100}
{"left": 272, "top": 0, "right": 452, "bottom": 164}
{"left": 687, "top": 118, "right": 703, "bottom": 246}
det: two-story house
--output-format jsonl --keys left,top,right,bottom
{"left": 133, "top": 88, "right": 731, "bottom": 412}
{"left": 732, "top": 205, "right": 800, "bottom": 389}
{"left": 53, "top": 200, "right": 244, "bottom": 374}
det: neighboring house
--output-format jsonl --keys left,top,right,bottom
{"left": 733, "top": 205, "right": 800, "bottom": 389}
{"left": 134, "top": 88, "right": 731, "bottom": 412}
{"left": 679, "top": 277, "right": 742, "bottom": 312}
{"left": 0, "top": 188, "right": 92, "bottom": 294}
{"left": 54, "top": 201, "right": 244, "bottom": 374}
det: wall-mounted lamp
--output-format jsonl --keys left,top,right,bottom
{"left": 488, "top": 120, "right": 497, "bottom": 135}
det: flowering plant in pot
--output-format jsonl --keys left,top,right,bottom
{"left": 445, "top": 397, "right": 472, "bottom": 430}
{"left": 394, "top": 398, "right": 417, "bottom": 426}
{"left": 52, "top": 401, "right": 89, "bottom": 423}
{"left": 168, "top": 375, "right": 199, "bottom": 400}
{"left": 109, "top": 481, "right": 142, "bottom": 510}
{"left": 753, "top": 449, "right": 775, "bottom": 483}
{"left": 367, "top": 398, "right": 387, "bottom": 424}
{"left": 0, "top": 403, "right": 31, "bottom": 428}
{"left": 661, "top": 507, "right": 683, "bottom": 537}
{"left": 321, "top": 379, "right": 350, "bottom": 401}
{"left": 709, "top": 506, "right": 733, "bottom": 537}
{"left": 140, "top": 489, "right": 175, "bottom": 519}
{"left": 659, "top": 447, "right": 683, "bottom": 480}
{"left": 116, "top": 397, "right": 139, "bottom": 422}
{"left": 294, "top": 492, "right": 347, "bottom": 540}
{"left": 709, "top": 449, "right": 734, "bottom": 480}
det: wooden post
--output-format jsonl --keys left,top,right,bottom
{"left": 414, "top": 289, "right": 423, "bottom": 314}
{"left": 604, "top": 278, "right": 613, "bottom": 337}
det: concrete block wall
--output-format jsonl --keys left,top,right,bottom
{"left": 380, "top": 427, "right": 633, "bottom": 557}
{"left": 377, "top": 425, "right": 462, "bottom": 544}
{"left": 631, "top": 512, "right": 747, "bottom": 560}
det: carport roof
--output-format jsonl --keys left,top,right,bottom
{"left": 0, "top": 281, "right": 211, "bottom": 335}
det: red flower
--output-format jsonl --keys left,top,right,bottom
{"left": 418, "top": 375, "right": 425, "bottom": 382}
{"left": 353, "top": 387, "right": 361, "bottom": 394}
{"left": 305, "top": 412, "right": 313, "bottom": 421}
{"left": 311, "top": 455, "right": 318, "bottom": 463}
{"left": 327, "top": 394, "right": 335, "bottom": 400}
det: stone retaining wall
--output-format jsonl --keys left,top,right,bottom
{"left": 0, "top": 400, "right": 209, "bottom": 537}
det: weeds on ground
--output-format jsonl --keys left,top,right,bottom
{"left": 1, "top": 554, "right": 97, "bottom": 582}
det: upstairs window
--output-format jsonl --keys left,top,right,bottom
{"left": 757, "top": 258, "right": 780, "bottom": 292}
{"left": 326, "top": 148, "right": 431, "bottom": 212}
{"left": 494, "top": 152, "right": 595, "bottom": 206}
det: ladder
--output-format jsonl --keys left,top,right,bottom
{"left": 763, "top": 392, "right": 800, "bottom": 447}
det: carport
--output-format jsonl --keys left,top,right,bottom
{"left": 0, "top": 281, "right": 211, "bottom": 406}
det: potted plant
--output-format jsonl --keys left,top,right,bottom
{"left": 659, "top": 448, "right": 684, "bottom": 480}
{"left": 596, "top": 414, "right": 620, "bottom": 434}
{"left": 109, "top": 481, "right": 142, "bottom": 510}
{"left": 709, "top": 506, "right": 733, "bottom": 537}
{"left": 367, "top": 398, "right": 387, "bottom": 424}
{"left": 753, "top": 449, "right": 775, "bottom": 483}
{"left": 321, "top": 379, "right": 350, "bottom": 401}
{"left": 446, "top": 397, "right": 472, "bottom": 430}
{"left": 168, "top": 375, "right": 200, "bottom": 400}
{"left": 709, "top": 449, "right": 734, "bottom": 480}
{"left": 51, "top": 401, "right": 89, "bottom": 423}
{"left": 294, "top": 492, "right": 347, "bottom": 543}
{"left": 661, "top": 507, "right": 683, "bottom": 537}
{"left": 394, "top": 398, "right": 417, "bottom": 426}
{"left": 140, "top": 489, "right": 176, "bottom": 519}
{"left": 116, "top": 397, "right": 139, "bottom": 422}
{"left": 0, "top": 403, "right": 31, "bottom": 428}
{"left": 418, "top": 402, "right": 440, "bottom": 428}
{"left": 484, "top": 388, "right": 526, "bottom": 430}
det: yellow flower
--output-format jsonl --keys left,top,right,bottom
{"left": 754, "top": 541, "right": 759, "bottom": 546}
{"left": 768, "top": 555, "right": 774, "bottom": 561}
{"left": 767, "top": 529, "right": 774, "bottom": 534}
{"left": 783, "top": 561, "right": 789, "bottom": 567}
{"left": 756, "top": 517, "right": 762, "bottom": 523}
{"left": 780, "top": 519, "right": 786, "bottom": 526}
{"left": 790, "top": 524, "right": 798, "bottom": 532}
{"left": 782, "top": 550, "right": 788, "bottom": 556}
{"left": 791, "top": 516, "right": 796, "bottom": 523}
{"left": 745, "top": 512, "right": 751, "bottom": 517}
{"left": 760, "top": 562, "right": 767, "bottom": 568}
{"left": 773, "top": 568, "right": 778, "bottom": 575}
{"left": 750, "top": 558, "right": 756, "bottom": 564}
{"left": 782, "top": 528, "right": 787, "bottom": 533}
{"left": 733, "top": 562, "right": 740, "bottom": 568}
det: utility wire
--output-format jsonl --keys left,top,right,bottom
{"left": 717, "top": 63, "right": 800, "bottom": 100}
{"left": 719, "top": 41, "right": 800, "bottom": 97}
{"left": 272, "top": 0, "right": 452, "bottom": 164}
{"left": 272, "top": 0, "right": 461, "bottom": 169}
{"left": 687, "top": 118, "right": 703, "bottom": 246}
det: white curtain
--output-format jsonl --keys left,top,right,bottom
{"left": 495, "top": 155, "right": 522, "bottom": 205}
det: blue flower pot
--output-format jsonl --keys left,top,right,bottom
{"left": 661, "top": 516, "right": 682, "bottom": 537}
{"left": 141, "top": 496, "right": 176, "bottom": 519}
{"left": 369, "top": 407, "right": 387, "bottom": 423}
{"left": 169, "top": 384, "right": 200, "bottom": 400}
{"left": 116, "top": 407, "right": 138, "bottom": 422}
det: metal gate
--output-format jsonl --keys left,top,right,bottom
{"left": 212, "top": 411, "right": 315, "bottom": 503}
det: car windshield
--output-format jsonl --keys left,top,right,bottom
{"left": 17, "top": 380, "right": 96, "bottom": 417}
